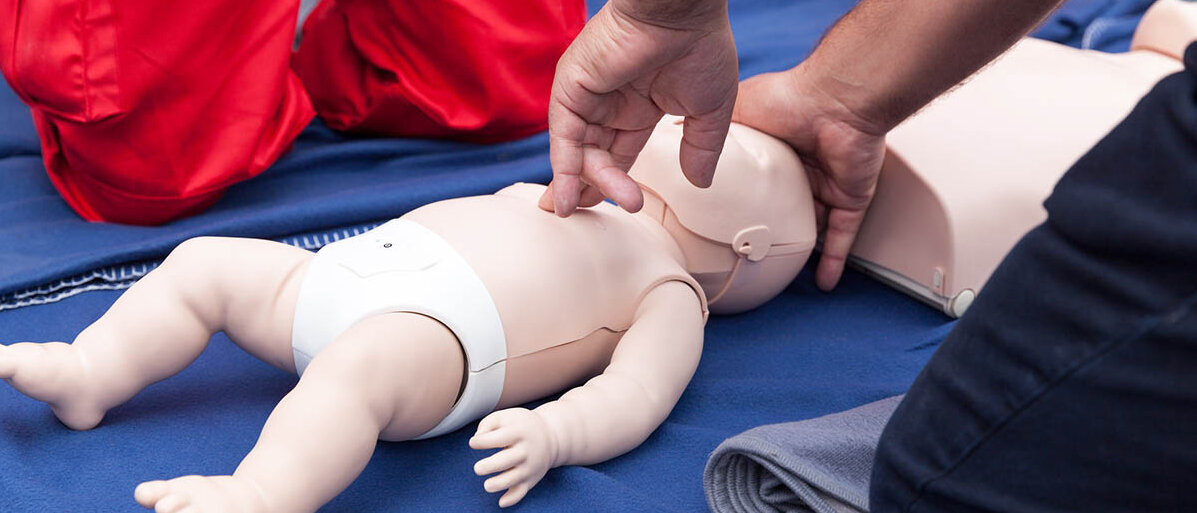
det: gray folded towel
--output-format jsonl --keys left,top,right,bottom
{"left": 704, "top": 395, "right": 903, "bottom": 513}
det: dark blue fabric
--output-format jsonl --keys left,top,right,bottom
{"left": 871, "top": 43, "right": 1197, "bottom": 513}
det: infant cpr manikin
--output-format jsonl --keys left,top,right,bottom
{"left": 0, "top": 118, "right": 814, "bottom": 512}
{"left": 850, "top": 0, "right": 1197, "bottom": 317}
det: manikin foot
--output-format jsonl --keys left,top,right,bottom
{"left": 135, "top": 476, "right": 268, "bottom": 513}
{"left": 0, "top": 343, "right": 114, "bottom": 430}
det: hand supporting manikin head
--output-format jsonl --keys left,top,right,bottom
{"left": 631, "top": 116, "right": 818, "bottom": 314}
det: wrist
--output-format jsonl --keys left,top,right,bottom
{"left": 532, "top": 405, "right": 567, "bottom": 468}
{"left": 609, "top": 0, "right": 728, "bottom": 31}
{"left": 788, "top": 61, "right": 893, "bottom": 137}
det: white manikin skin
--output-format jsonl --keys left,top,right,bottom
{"left": 0, "top": 120, "right": 814, "bottom": 512}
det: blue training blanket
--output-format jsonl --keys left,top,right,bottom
{"left": 0, "top": 0, "right": 1153, "bottom": 512}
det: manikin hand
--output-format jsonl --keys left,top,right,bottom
{"left": 539, "top": 0, "right": 738, "bottom": 217}
{"left": 732, "top": 68, "right": 888, "bottom": 291}
{"left": 470, "top": 408, "right": 557, "bottom": 508}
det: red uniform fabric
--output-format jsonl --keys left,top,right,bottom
{"left": 0, "top": 0, "right": 583, "bottom": 225}
{"left": 292, "top": 0, "right": 585, "bottom": 143}
{"left": 0, "top": 0, "right": 314, "bottom": 225}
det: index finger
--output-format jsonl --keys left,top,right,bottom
{"left": 548, "top": 99, "right": 589, "bottom": 217}
{"left": 815, "top": 207, "right": 867, "bottom": 292}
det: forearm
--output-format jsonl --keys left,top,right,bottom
{"left": 535, "top": 370, "right": 684, "bottom": 467}
{"left": 535, "top": 281, "right": 704, "bottom": 467}
{"left": 801, "top": 0, "right": 1064, "bottom": 132}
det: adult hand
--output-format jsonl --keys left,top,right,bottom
{"left": 733, "top": 67, "right": 888, "bottom": 291}
{"left": 539, "top": 0, "right": 738, "bottom": 217}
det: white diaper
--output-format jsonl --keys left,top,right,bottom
{"left": 291, "top": 218, "right": 507, "bottom": 439}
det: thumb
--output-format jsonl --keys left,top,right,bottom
{"left": 679, "top": 109, "right": 733, "bottom": 188}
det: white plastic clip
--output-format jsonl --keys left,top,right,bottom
{"left": 732, "top": 226, "right": 772, "bottom": 262}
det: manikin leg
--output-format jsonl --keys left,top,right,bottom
{"left": 0, "top": 237, "right": 310, "bottom": 429}
{"left": 134, "top": 312, "right": 464, "bottom": 513}
{"left": 0, "top": 236, "right": 466, "bottom": 512}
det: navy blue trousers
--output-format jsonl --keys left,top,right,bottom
{"left": 870, "top": 44, "right": 1197, "bottom": 512}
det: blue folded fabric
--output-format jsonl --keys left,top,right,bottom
{"left": 1033, "top": 0, "right": 1156, "bottom": 51}
{"left": 705, "top": 395, "right": 906, "bottom": 513}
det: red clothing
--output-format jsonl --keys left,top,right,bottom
{"left": 0, "top": 0, "right": 583, "bottom": 225}
{"left": 294, "top": 0, "right": 585, "bottom": 143}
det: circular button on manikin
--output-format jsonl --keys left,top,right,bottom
{"left": 323, "top": 233, "right": 443, "bottom": 278}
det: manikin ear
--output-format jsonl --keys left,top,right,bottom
{"left": 1130, "top": 0, "right": 1197, "bottom": 61}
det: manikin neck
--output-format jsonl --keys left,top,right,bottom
{"left": 629, "top": 187, "right": 689, "bottom": 270}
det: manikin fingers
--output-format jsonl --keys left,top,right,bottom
{"left": 134, "top": 481, "right": 170, "bottom": 507}
{"left": 469, "top": 427, "right": 521, "bottom": 450}
{"left": 474, "top": 412, "right": 506, "bottom": 435}
{"left": 498, "top": 483, "right": 531, "bottom": 508}
{"left": 483, "top": 465, "right": 528, "bottom": 494}
{"left": 475, "top": 407, "right": 528, "bottom": 434}
{"left": 475, "top": 446, "right": 528, "bottom": 476}
{"left": 152, "top": 492, "right": 189, "bottom": 513}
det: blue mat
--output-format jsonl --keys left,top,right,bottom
{"left": 0, "top": 0, "right": 1151, "bottom": 511}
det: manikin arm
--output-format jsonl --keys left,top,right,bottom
{"left": 470, "top": 280, "right": 705, "bottom": 507}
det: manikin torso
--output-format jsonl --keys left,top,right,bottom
{"left": 848, "top": 0, "right": 1197, "bottom": 317}
{"left": 404, "top": 182, "right": 704, "bottom": 408}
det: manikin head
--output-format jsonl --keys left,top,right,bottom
{"left": 630, "top": 116, "right": 817, "bottom": 314}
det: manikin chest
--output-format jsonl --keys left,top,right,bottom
{"left": 403, "top": 183, "right": 696, "bottom": 359}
